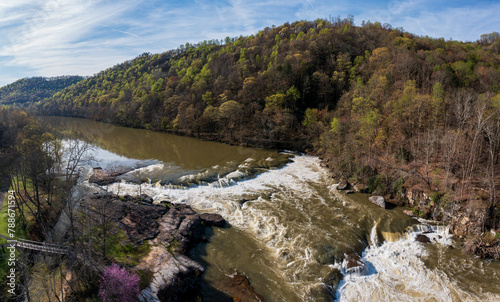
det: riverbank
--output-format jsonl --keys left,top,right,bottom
{"left": 320, "top": 155, "right": 500, "bottom": 261}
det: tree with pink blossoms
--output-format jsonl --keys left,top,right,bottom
{"left": 99, "top": 263, "right": 141, "bottom": 302}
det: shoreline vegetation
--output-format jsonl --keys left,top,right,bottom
{"left": 1, "top": 16, "right": 499, "bottom": 300}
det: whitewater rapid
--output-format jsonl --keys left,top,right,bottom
{"left": 86, "top": 155, "right": 500, "bottom": 301}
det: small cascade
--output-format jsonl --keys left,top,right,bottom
{"left": 405, "top": 222, "right": 453, "bottom": 246}
{"left": 369, "top": 221, "right": 379, "bottom": 247}
{"left": 379, "top": 231, "right": 403, "bottom": 242}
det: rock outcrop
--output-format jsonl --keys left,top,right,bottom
{"left": 403, "top": 210, "right": 416, "bottom": 217}
{"left": 344, "top": 251, "right": 368, "bottom": 276}
{"left": 136, "top": 202, "right": 226, "bottom": 301}
{"left": 200, "top": 213, "right": 227, "bottom": 227}
{"left": 89, "top": 192, "right": 228, "bottom": 301}
{"left": 89, "top": 167, "right": 132, "bottom": 185}
{"left": 89, "top": 194, "right": 168, "bottom": 245}
{"left": 415, "top": 234, "right": 431, "bottom": 243}
{"left": 137, "top": 245, "right": 205, "bottom": 302}
{"left": 337, "top": 181, "right": 350, "bottom": 190}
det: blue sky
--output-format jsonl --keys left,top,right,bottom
{"left": 0, "top": 0, "right": 499, "bottom": 87}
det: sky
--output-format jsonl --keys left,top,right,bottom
{"left": 0, "top": 0, "right": 499, "bottom": 87}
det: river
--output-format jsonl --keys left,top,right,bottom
{"left": 41, "top": 116, "right": 500, "bottom": 301}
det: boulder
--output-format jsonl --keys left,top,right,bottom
{"left": 415, "top": 234, "right": 431, "bottom": 243}
{"left": 403, "top": 210, "right": 416, "bottom": 217}
{"left": 228, "top": 273, "right": 265, "bottom": 302}
{"left": 344, "top": 252, "right": 368, "bottom": 276}
{"left": 200, "top": 213, "right": 226, "bottom": 227}
{"left": 368, "top": 196, "right": 386, "bottom": 209}
{"left": 337, "top": 181, "right": 350, "bottom": 190}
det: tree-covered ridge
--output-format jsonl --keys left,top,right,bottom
{"left": 0, "top": 76, "right": 84, "bottom": 105}
{"left": 40, "top": 19, "right": 500, "bottom": 146}
{"left": 40, "top": 18, "right": 391, "bottom": 143}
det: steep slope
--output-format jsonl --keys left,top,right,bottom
{"left": 0, "top": 76, "right": 84, "bottom": 106}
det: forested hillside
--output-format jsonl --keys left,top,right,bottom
{"left": 36, "top": 18, "right": 500, "bottom": 254}
{"left": 0, "top": 76, "right": 83, "bottom": 105}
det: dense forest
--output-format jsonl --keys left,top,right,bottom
{"left": 3, "top": 17, "right": 500, "bottom": 257}
{"left": 0, "top": 76, "right": 83, "bottom": 106}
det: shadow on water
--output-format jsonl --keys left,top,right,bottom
{"left": 385, "top": 201, "right": 398, "bottom": 210}
{"left": 189, "top": 227, "right": 235, "bottom": 302}
{"left": 363, "top": 259, "right": 378, "bottom": 277}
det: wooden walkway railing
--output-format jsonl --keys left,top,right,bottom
{"left": 7, "top": 238, "right": 67, "bottom": 254}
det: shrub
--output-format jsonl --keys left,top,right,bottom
{"left": 367, "top": 174, "right": 387, "bottom": 194}
{"left": 99, "top": 263, "right": 140, "bottom": 302}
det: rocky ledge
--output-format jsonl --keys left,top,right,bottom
{"left": 89, "top": 167, "right": 132, "bottom": 185}
{"left": 89, "top": 193, "right": 230, "bottom": 301}
{"left": 133, "top": 200, "right": 228, "bottom": 301}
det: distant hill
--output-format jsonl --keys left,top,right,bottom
{"left": 0, "top": 76, "right": 84, "bottom": 105}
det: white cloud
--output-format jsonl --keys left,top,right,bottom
{"left": 390, "top": 2, "right": 500, "bottom": 41}
{"left": 0, "top": 0, "right": 141, "bottom": 84}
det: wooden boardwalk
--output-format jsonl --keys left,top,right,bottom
{"left": 1, "top": 235, "right": 67, "bottom": 254}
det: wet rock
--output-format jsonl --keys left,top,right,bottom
{"left": 200, "top": 213, "right": 226, "bottom": 227}
{"left": 368, "top": 196, "right": 386, "bottom": 209}
{"left": 89, "top": 167, "right": 132, "bottom": 186}
{"left": 346, "top": 190, "right": 355, "bottom": 194}
{"left": 415, "top": 234, "right": 431, "bottom": 243}
{"left": 344, "top": 252, "right": 368, "bottom": 276}
{"left": 214, "top": 273, "right": 264, "bottom": 302}
{"left": 324, "top": 268, "right": 343, "bottom": 288}
{"left": 230, "top": 273, "right": 265, "bottom": 302}
{"left": 337, "top": 181, "right": 350, "bottom": 190}
{"left": 403, "top": 210, "right": 416, "bottom": 217}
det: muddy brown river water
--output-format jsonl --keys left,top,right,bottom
{"left": 41, "top": 116, "right": 500, "bottom": 301}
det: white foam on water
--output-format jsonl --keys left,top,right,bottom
{"left": 95, "top": 155, "right": 334, "bottom": 300}
{"left": 336, "top": 228, "right": 500, "bottom": 302}
{"left": 369, "top": 222, "right": 379, "bottom": 247}
{"left": 87, "top": 155, "right": 500, "bottom": 302}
